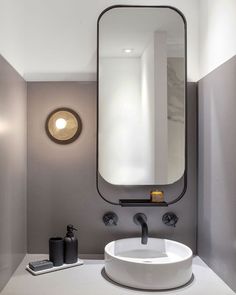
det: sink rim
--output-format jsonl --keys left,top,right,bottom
{"left": 105, "top": 237, "right": 193, "bottom": 265}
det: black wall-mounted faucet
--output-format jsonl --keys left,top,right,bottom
{"left": 133, "top": 213, "right": 148, "bottom": 244}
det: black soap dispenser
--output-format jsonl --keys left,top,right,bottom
{"left": 64, "top": 224, "right": 78, "bottom": 264}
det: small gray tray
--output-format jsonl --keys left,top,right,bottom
{"left": 26, "top": 259, "right": 84, "bottom": 276}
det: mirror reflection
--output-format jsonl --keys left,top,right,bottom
{"left": 98, "top": 7, "right": 186, "bottom": 185}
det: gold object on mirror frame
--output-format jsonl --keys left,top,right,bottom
{"left": 46, "top": 108, "right": 82, "bottom": 144}
{"left": 150, "top": 190, "right": 164, "bottom": 203}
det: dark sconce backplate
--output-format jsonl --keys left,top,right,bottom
{"left": 45, "top": 107, "right": 82, "bottom": 144}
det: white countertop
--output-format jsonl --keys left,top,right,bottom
{"left": 1, "top": 255, "right": 235, "bottom": 295}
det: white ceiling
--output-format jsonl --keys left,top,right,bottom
{"left": 0, "top": 0, "right": 199, "bottom": 81}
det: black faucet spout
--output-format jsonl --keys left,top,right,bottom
{"left": 134, "top": 213, "right": 148, "bottom": 245}
{"left": 141, "top": 221, "right": 148, "bottom": 244}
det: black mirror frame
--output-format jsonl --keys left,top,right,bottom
{"left": 96, "top": 5, "right": 187, "bottom": 207}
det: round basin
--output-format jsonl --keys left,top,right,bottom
{"left": 104, "top": 238, "right": 193, "bottom": 290}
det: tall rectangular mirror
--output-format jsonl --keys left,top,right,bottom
{"left": 98, "top": 6, "right": 186, "bottom": 187}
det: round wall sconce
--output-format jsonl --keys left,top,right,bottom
{"left": 45, "top": 107, "right": 82, "bottom": 144}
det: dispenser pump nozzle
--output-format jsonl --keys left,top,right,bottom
{"left": 66, "top": 224, "right": 77, "bottom": 237}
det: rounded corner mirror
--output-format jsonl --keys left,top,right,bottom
{"left": 97, "top": 5, "right": 187, "bottom": 206}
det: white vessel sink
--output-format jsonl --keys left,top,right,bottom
{"left": 104, "top": 237, "right": 193, "bottom": 290}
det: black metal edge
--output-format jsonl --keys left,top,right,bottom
{"left": 119, "top": 199, "right": 168, "bottom": 207}
{"left": 96, "top": 5, "right": 188, "bottom": 207}
{"left": 166, "top": 6, "right": 188, "bottom": 205}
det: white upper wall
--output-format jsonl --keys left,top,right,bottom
{"left": 199, "top": 0, "right": 236, "bottom": 79}
{"left": 0, "top": 0, "right": 25, "bottom": 77}
{"left": 0, "top": 0, "right": 199, "bottom": 81}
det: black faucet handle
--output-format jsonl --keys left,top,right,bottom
{"left": 162, "top": 212, "right": 178, "bottom": 227}
{"left": 103, "top": 212, "right": 118, "bottom": 226}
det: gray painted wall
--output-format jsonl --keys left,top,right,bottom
{"left": 0, "top": 55, "right": 27, "bottom": 291}
{"left": 198, "top": 56, "right": 236, "bottom": 292}
{"left": 27, "top": 81, "right": 197, "bottom": 254}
